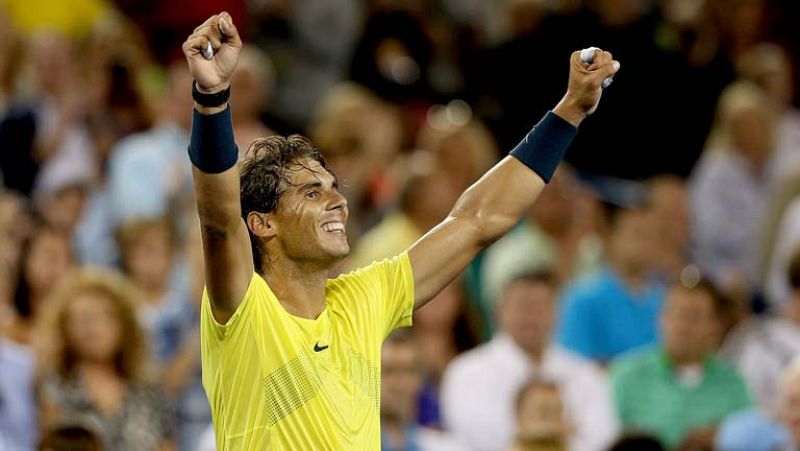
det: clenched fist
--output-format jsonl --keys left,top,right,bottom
{"left": 554, "top": 49, "right": 620, "bottom": 126}
{"left": 182, "top": 12, "right": 242, "bottom": 95}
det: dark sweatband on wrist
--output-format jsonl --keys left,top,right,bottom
{"left": 509, "top": 111, "right": 578, "bottom": 183}
{"left": 189, "top": 107, "right": 238, "bottom": 174}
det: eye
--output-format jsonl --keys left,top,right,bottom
{"left": 305, "top": 191, "right": 319, "bottom": 200}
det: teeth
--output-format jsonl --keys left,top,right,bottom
{"left": 322, "top": 222, "right": 345, "bottom": 233}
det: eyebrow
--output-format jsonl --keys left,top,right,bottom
{"left": 295, "top": 178, "right": 339, "bottom": 192}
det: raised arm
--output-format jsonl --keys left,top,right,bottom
{"left": 409, "top": 50, "right": 620, "bottom": 309}
{"left": 182, "top": 13, "right": 253, "bottom": 324}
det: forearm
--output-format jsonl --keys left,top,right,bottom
{"left": 190, "top": 103, "right": 242, "bottom": 233}
{"left": 449, "top": 106, "right": 580, "bottom": 244}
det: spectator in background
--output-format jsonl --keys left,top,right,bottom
{"left": 116, "top": 217, "right": 191, "bottom": 365}
{"left": 690, "top": 80, "right": 777, "bottom": 297}
{"left": 310, "top": 83, "right": 403, "bottom": 240}
{"left": 230, "top": 46, "right": 275, "bottom": 155}
{"left": 105, "top": 61, "right": 194, "bottom": 225}
{"left": 0, "top": 31, "right": 97, "bottom": 201}
{"left": 0, "top": 330, "right": 38, "bottom": 450}
{"left": 442, "top": 272, "right": 617, "bottom": 451}
{"left": 381, "top": 329, "right": 462, "bottom": 451}
{"left": 38, "top": 424, "right": 104, "bottom": 451}
{"left": 714, "top": 409, "right": 792, "bottom": 451}
{"left": 611, "top": 279, "right": 751, "bottom": 449}
{"left": 556, "top": 205, "right": 665, "bottom": 362}
{"left": 480, "top": 167, "right": 603, "bottom": 321}
{"left": 160, "top": 219, "right": 210, "bottom": 451}
{"left": 722, "top": 245, "right": 800, "bottom": 409}
{"left": 507, "top": 379, "right": 571, "bottom": 451}
{"left": 737, "top": 43, "right": 800, "bottom": 183}
{"left": 646, "top": 175, "right": 691, "bottom": 283}
{"left": 5, "top": 225, "right": 74, "bottom": 346}
{"left": 35, "top": 268, "right": 175, "bottom": 451}
{"left": 779, "top": 358, "right": 800, "bottom": 448}
{"left": 254, "top": 0, "right": 362, "bottom": 130}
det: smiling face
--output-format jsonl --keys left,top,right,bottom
{"left": 267, "top": 158, "right": 350, "bottom": 267}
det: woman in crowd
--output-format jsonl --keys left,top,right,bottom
{"left": 35, "top": 268, "right": 175, "bottom": 451}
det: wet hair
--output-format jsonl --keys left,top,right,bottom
{"left": 240, "top": 135, "right": 336, "bottom": 272}
{"left": 38, "top": 424, "right": 104, "bottom": 451}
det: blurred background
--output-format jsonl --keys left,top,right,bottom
{"left": 0, "top": 0, "right": 799, "bottom": 450}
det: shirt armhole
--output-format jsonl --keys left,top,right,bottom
{"left": 201, "top": 272, "right": 260, "bottom": 337}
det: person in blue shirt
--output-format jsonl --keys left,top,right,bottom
{"left": 557, "top": 204, "right": 665, "bottom": 362}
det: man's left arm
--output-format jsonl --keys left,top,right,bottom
{"left": 409, "top": 49, "right": 620, "bottom": 309}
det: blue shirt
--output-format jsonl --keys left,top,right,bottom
{"left": 556, "top": 267, "right": 665, "bottom": 361}
{"left": 0, "top": 340, "right": 37, "bottom": 451}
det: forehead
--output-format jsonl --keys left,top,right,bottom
{"left": 284, "top": 158, "right": 335, "bottom": 187}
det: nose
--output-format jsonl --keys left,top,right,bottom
{"left": 326, "top": 189, "right": 348, "bottom": 212}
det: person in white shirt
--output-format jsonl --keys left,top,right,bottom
{"left": 722, "top": 247, "right": 800, "bottom": 409}
{"left": 441, "top": 271, "right": 617, "bottom": 451}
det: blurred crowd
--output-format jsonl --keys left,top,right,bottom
{"left": 0, "top": 0, "right": 799, "bottom": 450}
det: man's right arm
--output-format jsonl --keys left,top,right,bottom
{"left": 183, "top": 13, "right": 253, "bottom": 324}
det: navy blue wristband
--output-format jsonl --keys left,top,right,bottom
{"left": 509, "top": 111, "right": 577, "bottom": 183}
{"left": 189, "top": 107, "right": 238, "bottom": 174}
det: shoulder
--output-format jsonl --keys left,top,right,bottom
{"left": 561, "top": 270, "right": 613, "bottom": 304}
{"left": 550, "top": 345, "right": 605, "bottom": 377}
{"left": 329, "top": 252, "right": 412, "bottom": 293}
{"left": 0, "top": 339, "right": 34, "bottom": 372}
{"left": 444, "top": 342, "right": 496, "bottom": 380}
{"left": 610, "top": 347, "right": 660, "bottom": 381}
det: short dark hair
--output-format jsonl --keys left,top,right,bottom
{"left": 674, "top": 277, "right": 734, "bottom": 324}
{"left": 38, "top": 424, "right": 103, "bottom": 451}
{"left": 788, "top": 245, "right": 800, "bottom": 290}
{"left": 240, "top": 135, "right": 335, "bottom": 272}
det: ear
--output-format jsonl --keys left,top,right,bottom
{"left": 246, "top": 211, "right": 277, "bottom": 241}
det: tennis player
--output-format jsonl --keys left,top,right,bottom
{"left": 183, "top": 11, "right": 619, "bottom": 450}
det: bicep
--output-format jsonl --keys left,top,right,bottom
{"left": 408, "top": 217, "right": 483, "bottom": 309}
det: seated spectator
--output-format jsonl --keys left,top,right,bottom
{"left": 381, "top": 329, "right": 462, "bottom": 451}
{"left": 481, "top": 167, "right": 603, "bottom": 316}
{"left": 38, "top": 424, "right": 103, "bottom": 451}
{"left": 556, "top": 205, "right": 665, "bottom": 362}
{"left": 35, "top": 268, "right": 176, "bottom": 451}
{"left": 117, "top": 216, "right": 192, "bottom": 364}
{"left": 714, "top": 409, "right": 792, "bottom": 451}
{"left": 611, "top": 279, "right": 751, "bottom": 449}
{"left": 721, "top": 246, "right": 800, "bottom": 409}
{"left": 689, "top": 80, "right": 777, "bottom": 295}
{"left": 5, "top": 225, "right": 74, "bottom": 346}
{"left": 442, "top": 272, "right": 617, "bottom": 451}
{"left": 778, "top": 357, "right": 800, "bottom": 448}
{"left": 646, "top": 175, "right": 691, "bottom": 283}
{"left": 230, "top": 46, "right": 275, "bottom": 155}
{"left": 507, "top": 379, "right": 570, "bottom": 451}
{"left": 0, "top": 334, "right": 37, "bottom": 450}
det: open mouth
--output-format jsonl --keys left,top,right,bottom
{"left": 321, "top": 221, "right": 346, "bottom": 235}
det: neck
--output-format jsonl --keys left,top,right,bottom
{"left": 524, "top": 343, "right": 547, "bottom": 364}
{"left": 76, "top": 359, "right": 118, "bottom": 378}
{"left": 610, "top": 258, "right": 646, "bottom": 291}
{"left": 787, "top": 301, "right": 800, "bottom": 325}
{"left": 263, "top": 259, "right": 329, "bottom": 319}
{"left": 668, "top": 349, "right": 706, "bottom": 367}
{"left": 382, "top": 415, "right": 409, "bottom": 447}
